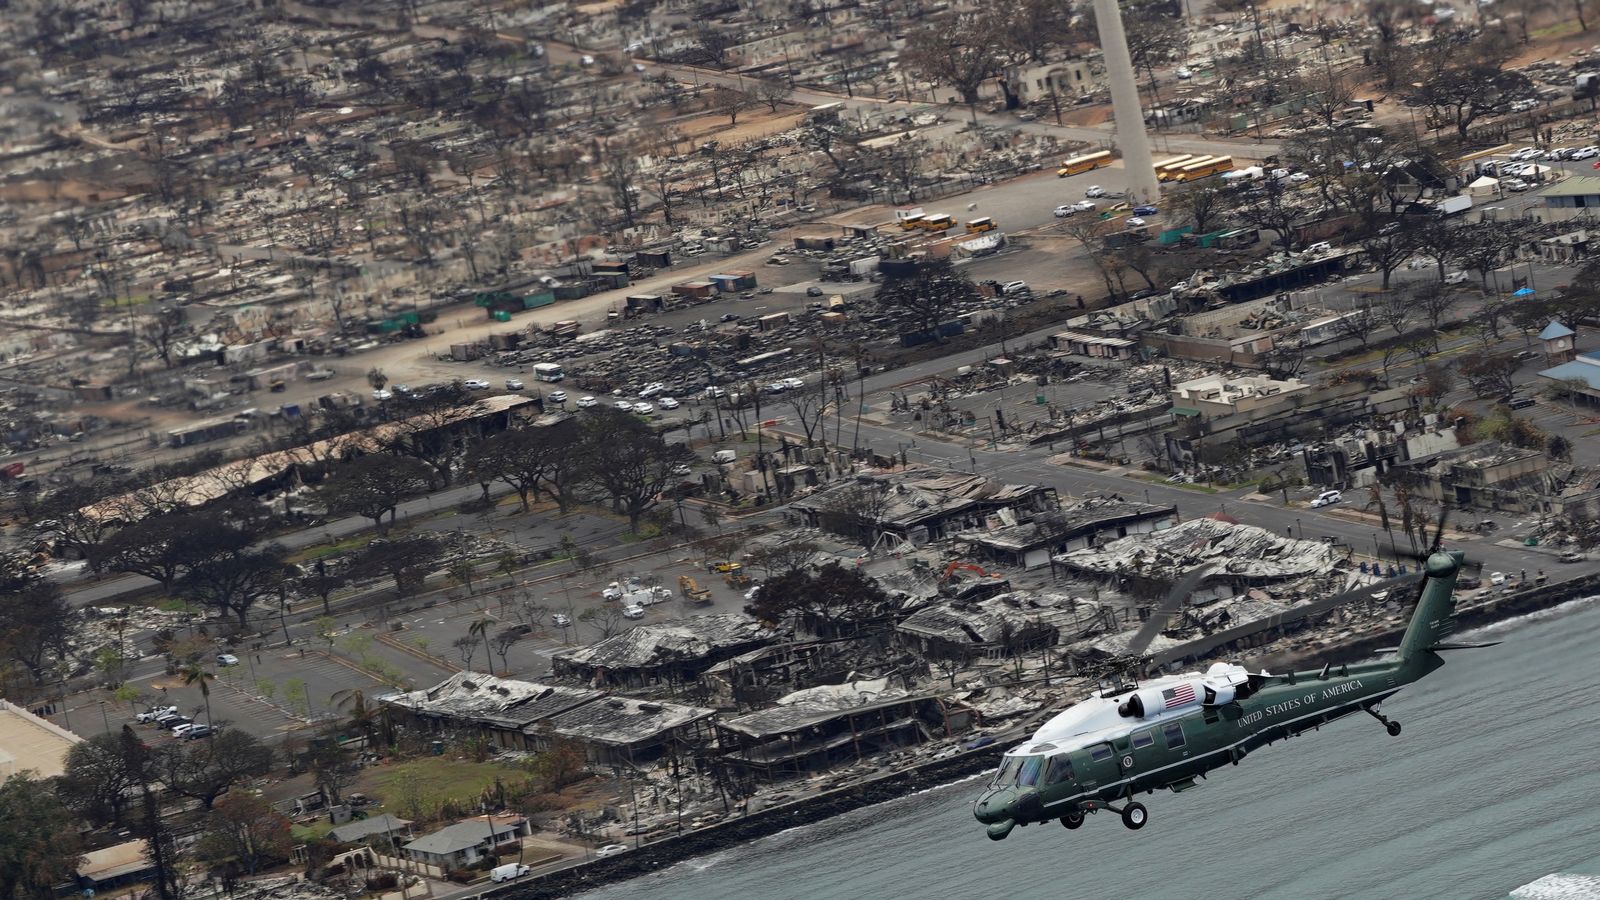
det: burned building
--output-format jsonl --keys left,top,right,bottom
{"left": 1056, "top": 518, "right": 1352, "bottom": 596}
{"left": 699, "top": 638, "right": 898, "bottom": 709}
{"left": 961, "top": 497, "right": 1178, "bottom": 570}
{"left": 786, "top": 471, "right": 1059, "bottom": 546}
{"left": 536, "top": 696, "right": 717, "bottom": 768}
{"left": 381, "top": 672, "right": 603, "bottom": 750}
{"left": 896, "top": 591, "right": 1105, "bottom": 661}
{"left": 550, "top": 615, "right": 780, "bottom": 689}
{"left": 715, "top": 678, "right": 948, "bottom": 780}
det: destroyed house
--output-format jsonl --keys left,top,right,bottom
{"left": 536, "top": 696, "right": 716, "bottom": 768}
{"left": 787, "top": 472, "right": 1059, "bottom": 545}
{"left": 961, "top": 499, "right": 1178, "bottom": 570}
{"left": 715, "top": 678, "right": 938, "bottom": 779}
{"left": 550, "top": 615, "right": 779, "bottom": 688}
{"left": 896, "top": 591, "right": 1104, "bottom": 660}
{"left": 700, "top": 638, "right": 892, "bottom": 708}
{"left": 381, "top": 672, "right": 603, "bottom": 750}
{"left": 1056, "top": 518, "right": 1345, "bottom": 591}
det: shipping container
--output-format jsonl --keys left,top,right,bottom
{"left": 672, "top": 281, "right": 716, "bottom": 299}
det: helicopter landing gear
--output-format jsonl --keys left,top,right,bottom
{"left": 1061, "top": 811, "right": 1085, "bottom": 829}
{"left": 1366, "top": 706, "right": 1402, "bottom": 737}
{"left": 1120, "top": 802, "right": 1148, "bottom": 830}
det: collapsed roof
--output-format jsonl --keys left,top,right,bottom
{"left": 717, "top": 677, "right": 914, "bottom": 738}
{"left": 897, "top": 591, "right": 1104, "bottom": 646}
{"left": 544, "top": 695, "right": 716, "bottom": 747}
{"left": 1057, "top": 517, "right": 1343, "bottom": 584}
{"left": 551, "top": 614, "right": 779, "bottom": 671}
{"left": 382, "top": 671, "right": 602, "bottom": 728}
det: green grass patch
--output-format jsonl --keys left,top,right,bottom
{"left": 290, "top": 532, "right": 379, "bottom": 564}
{"left": 291, "top": 820, "right": 335, "bottom": 842}
{"left": 363, "top": 757, "right": 526, "bottom": 809}
{"left": 154, "top": 598, "right": 198, "bottom": 614}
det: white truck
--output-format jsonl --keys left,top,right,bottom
{"left": 1434, "top": 195, "right": 1473, "bottom": 218}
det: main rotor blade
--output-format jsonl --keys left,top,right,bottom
{"left": 1126, "top": 564, "right": 1212, "bottom": 659}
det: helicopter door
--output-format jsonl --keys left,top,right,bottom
{"left": 1075, "top": 743, "right": 1120, "bottom": 792}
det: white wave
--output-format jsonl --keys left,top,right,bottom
{"left": 1455, "top": 594, "right": 1600, "bottom": 641}
{"left": 1508, "top": 872, "right": 1600, "bottom": 899}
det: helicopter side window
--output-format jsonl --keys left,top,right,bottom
{"left": 1044, "top": 754, "right": 1075, "bottom": 785}
{"left": 992, "top": 756, "right": 1025, "bottom": 787}
{"left": 1016, "top": 756, "right": 1045, "bottom": 787}
{"left": 1131, "top": 730, "right": 1154, "bottom": 749}
{"left": 1163, "top": 723, "right": 1187, "bottom": 750}
{"left": 1089, "top": 744, "right": 1114, "bottom": 763}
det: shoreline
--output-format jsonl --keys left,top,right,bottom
{"left": 497, "top": 572, "right": 1600, "bottom": 899}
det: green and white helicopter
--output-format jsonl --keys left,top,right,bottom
{"left": 974, "top": 521, "right": 1490, "bottom": 840}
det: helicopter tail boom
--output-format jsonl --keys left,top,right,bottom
{"left": 1395, "top": 550, "right": 1465, "bottom": 674}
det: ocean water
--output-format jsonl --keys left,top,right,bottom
{"left": 578, "top": 597, "right": 1600, "bottom": 900}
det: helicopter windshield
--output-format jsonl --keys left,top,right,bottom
{"left": 992, "top": 755, "right": 1047, "bottom": 788}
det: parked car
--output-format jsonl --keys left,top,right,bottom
{"left": 463, "top": 379, "right": 491, "bottom": 390}
{"left": 372, "top": 389, "right": 393, "bottom": 401}
{"left": 181, "top": 724, "right": 216, "bottom": 740}
{"left": 1502, "top": 177, "right": 1531, "bottom": 192}
{"left": 639, "top": 382, "right": 666, "bottom": 398}
{"left": 1571, "top": 146, "right": 1600, "bottom": 160}
{"left": 614, "top": 400, "right": 634, "bottom": 412}
{"left": 552, "top": 613, "right": 572, "bottom": 627}
{"left": 622, "top": 604, "right": 646, "bottom": 619}
{"left": 548, "top": 390, "right": 567, "bottom": 403}
{"left": 671, "top": 464, "right": 693, "bottom": 476}
{"left": 1310, "top": 490, "right": 1343, "bottom": 509}
{"left": 1001, "top": 281, "right": 1030, "bottom": 295}
{"left": 1053, "top": 204, "right": 1077, "bottom": 218}
{"left": 505, "top": 379, "right": 524, "bottom": 391}
{"left": 805, "top": 286, "right": 825, "bottom": 297}
{"left": 1071, "top": 199, "right": 1097, "bottom": 212}
{"left": 1508, "top": 146, "right": 1542, "bottom": 161}
{"left": 781, "top": 377, "right": 806, "bottom": 390}
{"left": 1127, "top": 217, "right": 1147, "bottom": 227}
{"left": 595, "top": 845, "right": 629, "bottom": 858}
{"left": 1132, "top": 205, "right": 1159, "bottom": 216}
{"left": 1489, "top": 571, "right": 1507, "bottom": 585}
{"left": 658, "top": 396, "right": 680, "bottom": 409}
{"left": 137, "top": 706, "right": 179, "bottom": 724}
{"left": 1288, "top": 172, "right": 1311, "bottom": 184}
{"left": 1175, "top": 66, "right": 1193, "bottom": 79}
{"left": 217, "top": 653, "right": 240, "bottom": 667}
{"left": 632, "top": 402, "right": 655, "bottom": 415}
{"left": 576, "top": 396, "right": 597, "bottom": 408}
{"left": 1559, "top": 551, "right": 1586, "bottom": 563}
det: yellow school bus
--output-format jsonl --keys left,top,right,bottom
{"left": 965, "top": 217, "right": 997, "bottom": 234}
{"left": 899, "top": 213, "right": 925, "bottom": 230}
{"left": 918, "top": 213, "right": 955, "bottom": 231}
{"left": 1154, "top": 154, "right": 1197, "bottom": 181}
{"left": 1173, "top": 155, "right": 1234, "bottom": 182}
{"left": 1057, "top": 150, "right": 1113, "bottom": 177}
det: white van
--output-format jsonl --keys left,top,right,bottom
{"left": 713, "top": 450, "right": 737, "bottom": 464}
{"left": 490, "top": 864, "right": 530, "bottom": 883}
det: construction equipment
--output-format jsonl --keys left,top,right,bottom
{"left": 940, "top": 561, "right": 1003, "bottom": 583}
{"left": 709, "top": 560, "right": 743, "bottom": 574}
{"left": 725, "top": 572, "right": 752, "bottom": 589}
{"left": 678, "top": 575, "right": 713, "bottom": 604}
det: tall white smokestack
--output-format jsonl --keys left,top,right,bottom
{"left": 1092, "top": 0, "right": 1160, "bottom": 205}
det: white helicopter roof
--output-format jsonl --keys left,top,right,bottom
{"left": 1004, "top": 662, "right": 1254, "bottom": 756}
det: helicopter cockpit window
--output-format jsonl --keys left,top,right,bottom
{"left": 991, "top": 756, "right": 1025, "bottom": 787}
{"left": 1043, "top": 754, "right": 1075, "bottom": 785}
{"left": 1016, "top": 756, "right": 1046, "bottom": 787}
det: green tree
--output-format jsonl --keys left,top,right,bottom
{"left": 155, "top": 728, "right": 274, "bottom": 809}
{"left": 351, "top": 533, "right": 446, "bottom": 596}
{"left": 313, "top": 455, "right": 431, "bottom": 534}
{"left": 180, "top": 544, "right": 290, "bottom": 628}
{"left": 59, "top": 733, "right": 137, "bottom": 827}
{"left": 0, "top": 580, "right": 75, "bottom": 684}
{"left": 873, "top": 257, "right": 980, "bottom": 343}
{"left": 580, "top": 410, "right": 696, "bottom": 533}
{"left": 0, "top": 773, "right": 83, "bottom": 900}
{"left": 745, "top": 561, "right": 890, "bottom": 636}
{"left": 195, "top": 793, "right": 293, "bottom": 875}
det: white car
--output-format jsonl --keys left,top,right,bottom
{"left": 372, "top": 389, "right": 393, "bottom": 401}
{"left": 639, "top": 382, "right": 666, "bottom": 398}
{"left": 1270, "top": 168, "right": 1291, "bottom": 180}
{"left": 217, "top": 653, "right": 240, "bottom": 667}
{"left": 671, "top": 464, "right": 692, "bottom": 476}
{"left": 463, "top": 379, "right": 491, "bottom": 390}
{"left": 1084, "top": 184, "right": 1107, "bottom": 198}
{"left": 137, "top": 705, "right": 179, "bottom": 724}
{"left": 548, "top": 390, "right": 567, "bottom": 403}
{"left": 1310, "top": 490, "right": 1342, "bottom": 509}
{"left": 1175, "top": 66, "right": 1193, "bottom": 79}
{"left": 1489, "top": 571, "right": 1507, "bottom": 585}
{"left": 781, "top": 377, "right": 806, "bottom": 390}
{"left": 1001, "top": 281, "right": 1030, "bottom": 295}
{"left": 704, "top": 386, "right": 727, "bottom": 399}
{"left": 633, "top": 402, "right": 655, "bottom": 415}
{"left": 1127, "top": 216, "right": 1147, "bottom": 227}
{"left": 505, "top": 379, "right": 524, "bottom": 391}
{"left": 658, "top": 396, "right": 680, "bottom": 409}
{"left": 1288, "top": 172, "right": 1312, "bottom": 184}
{"left": 595, "top": 844, "right": 628, "bottom": 858}
{"left": 622, "top": 604, "right": 646, "bottom": 619}
{"left": 1053, "top": 204, "right": 1077, "bottom": 218}
{"left": 552, "top": 613, "right": 572, "bottom": 627}
{"left": 576, "top": 396, "right": 597, "bottom": 408}
{"left": 1071, "top": 199, "right": 1097, "bottom": 212}
{"left": 1572, "top": 146, "right": 1600, "bottom": 160}
{"left": 615, "top": 400, "right": 634, "bottom": 412}
{"left": 1508, "top": 146, "right": 1542, "bottom": 161}
{"left": 1503, "top": 178, "right": 1531, "bottom": 192}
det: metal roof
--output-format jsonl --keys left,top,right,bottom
{"left": 551, "top": 615, "right": 777, "bottom": 671}
{"left": 718, "top": 678, "right": 917, "bottom": 738}
{"left": 1539, "top": 321, "right": 1575, "bottom": 340}
{"left": 544, "top": 696, "right": 715, "bottom": 747}
{"left": 1539, "top": 358, "right": 1600, "bottom": 391}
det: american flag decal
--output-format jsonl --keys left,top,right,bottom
{"left": 1163, "top": 683, "right": 1196, "bottom": 708}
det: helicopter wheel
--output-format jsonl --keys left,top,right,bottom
{"left": 1121, "top": 802, "right": 1148, "bottom": 830}
{"left": 1386, "top": 720, "right": 1402, "bottom": 737}
{"left": 1061, "top": 811, "right": 1085, "bottom": 829}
